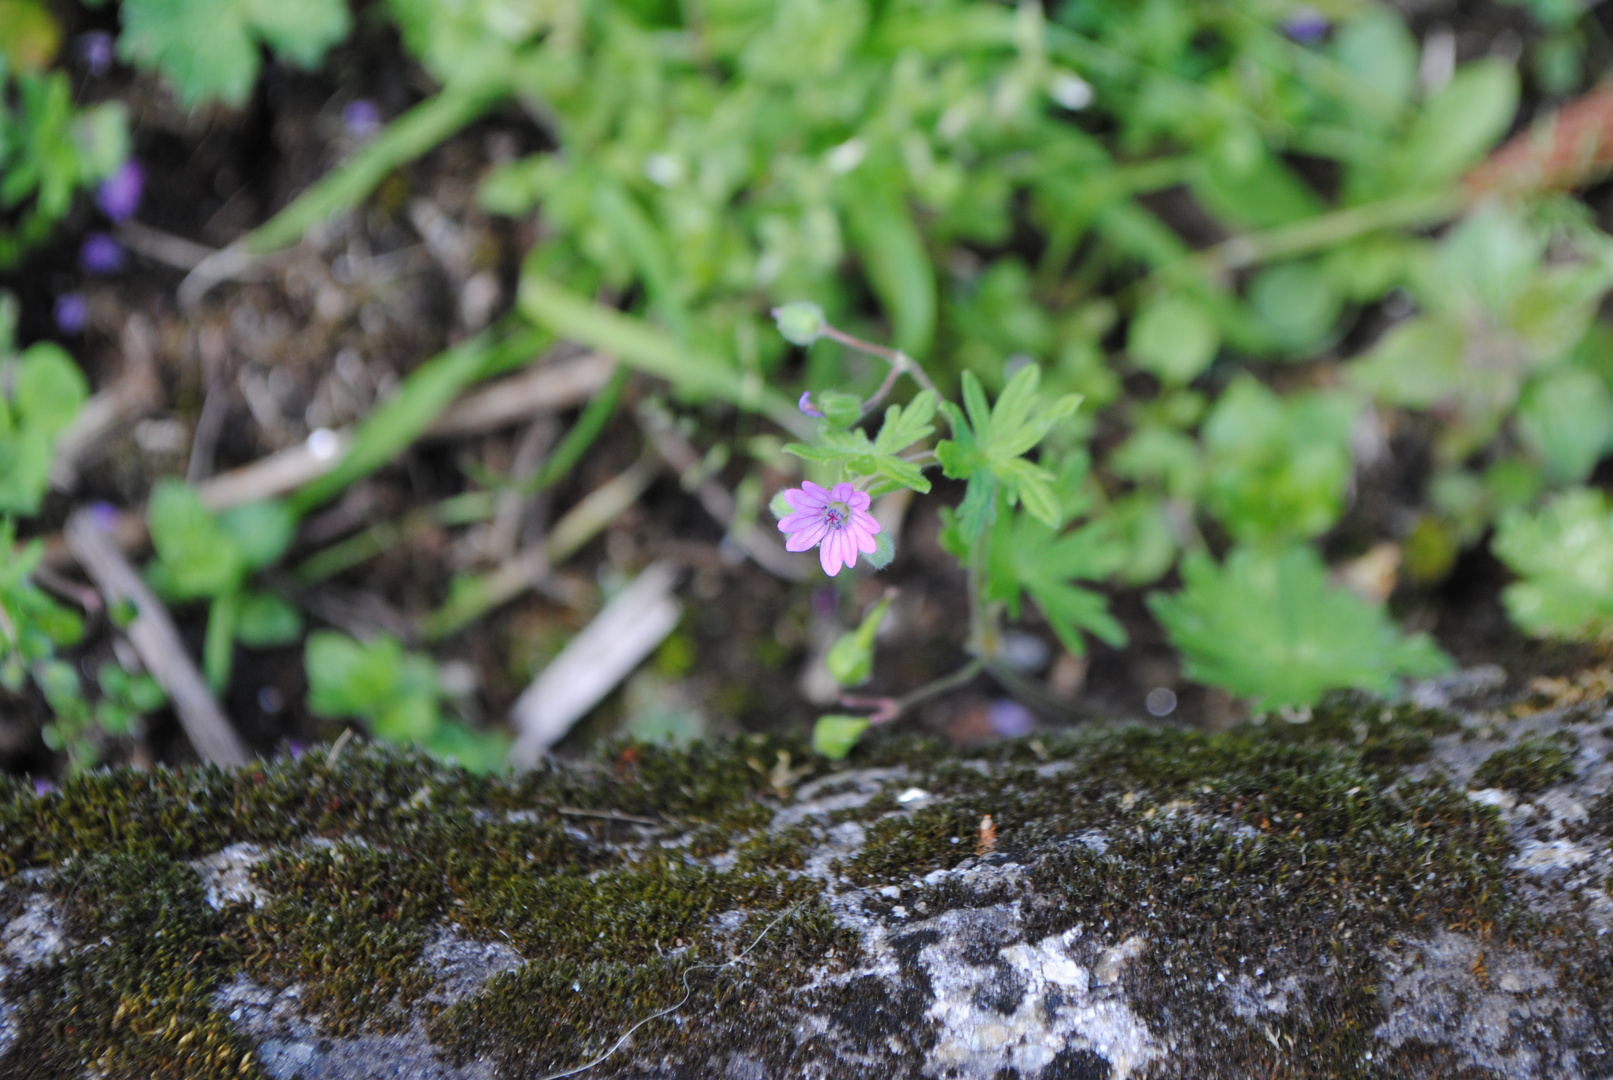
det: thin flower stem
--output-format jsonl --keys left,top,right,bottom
{"left": 817, "top": 324, "right": 940, "bottom": 395}
{"left": 840, "top": 656, "right": 987, "bottom": 725}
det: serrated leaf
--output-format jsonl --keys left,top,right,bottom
{"left": 118, "top": 0, "right": 349, "bottom": 107}
{"left": 1493, "top": 488, "right": 1613, "bottom": 640}
{"left": 871, "top": 391, "right": 937, "bottom": 455}
{"left": 1516, "top": 368, "right": 1613, "bottom": 483}
{"left": 1348, "top": 318, "right": 1467, "bottom": 408}
{"left": 1148, "top": 544, "right": 1452, "bottom": 710}
{"left": 938, "top": 368, "right": 1082, "bottom": 534}
{"left": 985, "top": 512, "right": 1128, "bottom": 656}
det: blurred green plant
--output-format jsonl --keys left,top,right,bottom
{"left": 143, "top": 481, "right": 303, "bottom": 693}
{"left": 0, "top": 30, "right": 128, "bottom": 266}
{"left": 304, "top": 630, "right": 509, "bottom": 772}
{"left": 0, "top": 294, "right": 87, "bottom": 514}
{"left": 17, "top": 0, "right": 1613, "bottom": 763}
{"left": 82, "top": 0, "right": 350, "bottom": 107}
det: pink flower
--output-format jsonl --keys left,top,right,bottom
{"left": 777, "top": 481, "right": 881, "bottom": 576}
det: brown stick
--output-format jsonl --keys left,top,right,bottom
{"left": 64, "top": 511, "right": 251, "bottom": 767}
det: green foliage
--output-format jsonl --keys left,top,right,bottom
{"left": 811, "top": 714, "right": 869, "bottom": 760}
{"left": 305, "top": 631, "right": 509, "bottom": 771}
{"left": 1148, "top": 545, "right": 1451, "bottom": 711}
{"left": 144, "top": 481, "right": 301, "bottom": 692}
{"left": 88, "top": 0, "right": 350, "bottom": 107}
{"left": 825, "top": 595, "right": 892, "bottom": 687}
{"left": 0, "top": 340, "right": 87, "bottom": 515}
{"left": 0, "top": 65, "right": 127, "bottom": 266}
{"left": 936, "top": 366, "right": 1082, "bottom": 543}
{"left": 984, "top": 510, "right": 1127, "bottom": 658}
{"left": 1493, "top": 488, "right": 1613, "bottom": 641}
{"left": 786, "top": 390, "right": 938, "bottom": 496}
{"left": 1200, "top": 378, "right": 1358, "bottom": 544}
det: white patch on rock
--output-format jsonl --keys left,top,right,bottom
{"left": 419, "top": 923, "right": 526, "bottom": 1005}
{"left": 1225, "top": 973, "right": 1301, "bottom": 1020}
{"left": 190, "top": 842, "right": 272, "bottom": 910}
{"left": 1376, "top": 931, "right": 1577, "bottom": 1078}
{"left": 2, "top": 894, "right": 65, "bottom": 966}
{"left": 915, "top": 909, "right": 1160, "bottom": 1080}
{"left": 1509, "top": 839, "right": 1595, "bottom": 876}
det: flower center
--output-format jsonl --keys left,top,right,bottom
{"left": 824, "top": 501, "right": 850, "bottom": 528}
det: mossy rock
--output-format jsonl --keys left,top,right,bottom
{"left": 1, "top": 684, "right": 1611, "bottom": 1079}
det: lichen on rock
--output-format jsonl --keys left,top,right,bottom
{"left": 0, "top": 681, "right": 1610, "bottom": 1079}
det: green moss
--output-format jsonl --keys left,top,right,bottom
{"left": 236, "top": 840, "right": 450, "bottom": 1034}
{"left": 3, "top": 853, "right": 262, "bottom": 1079}
{"left": 0, "top": 710, "right": 1595, "bottom": 1079}
{"left": 1472, "top": 733, "right": 1579, "bottom": 793}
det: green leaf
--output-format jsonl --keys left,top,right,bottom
{"left": 236, "top": 591, "right": 304, "bottom": 647}
{"left": 783, "top": 393, "right": 938, "bottom": 496}
{"left": 812, "top": 714, "right": 870, "bottom": 759}
{"left": 117, "top": 0, "right": 350, "bottom": 106}
{"left": 1201, "top": 378, "right": 1359, "bottom": 543}
{"left": 1516, "top": 368, "right": 1613, "bottom": 483}
{"left": 145, "top": 480, "right": 244, "bottom": 600}
{"left": 203, "top": 590, "right": 239, "bottom": 694}
{"left": 1332, "top": 9, "right": 1419, "bottom": 109}
{"left": 825, "top": 595, "right": 892, "bottom": 687}
{"left": 937, "top": 368, "right": 1081, "bottom": 540}
{"left": 305, "top": 631, "right": 441, "bottom": 745}
{"left": 219, "top": 500, "right": 296, "bottom": 571}
{"left": 986, "top": 512, "right": 1128, "bottom": 656}
{"left": 1248, "top": 261, "right": 1341, "bottom": 355}
{"left": 1148, "top": 544, "right": 1452, "bottom": 710}
{"left": 1348, "top": 318, "right": 1467, "bottom": 408}
{"left": 1493, "top": 488, "right": 1613, "bottom": 641}
{"left": 841, "top": 164, "right": 936, "bottom": 357}
{"left": 1129, "top": 293, "right": 1219, "bottom": 384}
{"left": 423, "top": 720, "right": 511, "bottom": 773}
{"left": 1388, "top": 60, "right": 1518, "bottom": 194}
{"left": 14, "top": 342, "right": 86, "bottom": 436}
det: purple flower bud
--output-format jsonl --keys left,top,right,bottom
{"left": 988, "top": 699, "right": 1036, "bottom": 738}
{"left": 77, "top": 32, "right": 114, "bottom": 77}
{"left": 1282, "top": 7, "right": 1329, "bottom": 43}
{"left": 798, "top": 391, "right": 826, "bottom": 418}
{"left": 54, "top": 293, "right": 88, "bottom": 334}
{"left": 96, "top": 160, "right": 144, "bottom": 223}
{"left": 81, "top": 233, "right": 125, "bottom": 274}
{"left": 343, "top": 99, "right": 382, "bottom": 138}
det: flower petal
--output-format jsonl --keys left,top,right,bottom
{"left": 829, "top": 482, "right": 858, "bottom": 504}
{"left": 849, "top": 509, "right": 881, "bottom": 535}
{"left": 847, "top": 489, "right": 872, "bottom": 512}
{"left": 852, "top": 523, "right": 878, "bottom": 554}
{"left": 778, "top": 510, "right": 822, "bottom": 533}
{"left": 820, "top": 532, "right": 845, "bottom": 575}
{"left": 797, "top": 481, "right": 832, "bottom": 506}
{"left": 785, "top": 518, "right": 829, "bottom": 552}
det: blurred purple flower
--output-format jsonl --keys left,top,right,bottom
{"left": 96, "top": 160, "right": 144, "bottom": 222}
{"left": 988, "top": 699, "right": 1037, "bottom": 738}
{"left": 81, "top": 233, "right": 125, "bottom": 273}
{"left": 54, "top": 293, "right": 88, "bottom": 334}
{"left": 34, "top": 778, "right": 57, "bottom": 796}
{"left": 88, "top": 502, "right": 121, "bottom": 530}
{"left": 77, "top": 32, "right": 114, "bottom": 76}
{"left": 343, "top": 99, "right": 382, "bottom": 138}
{"left": 798, "top": 391, "right": 825, "bottom": 418}
{"left": 1282, "top": 7, "right": 1329, "bottom": 43}
{"left": 778, "top": 480, "right": 881, "bottom": 576}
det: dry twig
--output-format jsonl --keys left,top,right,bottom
{"left": 64, "top": 510, "right": 250, "bottom": 767}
